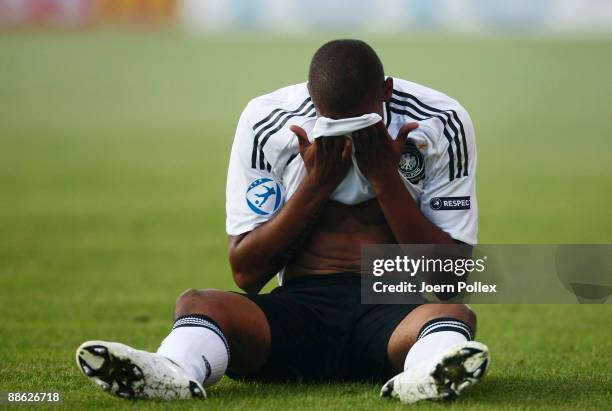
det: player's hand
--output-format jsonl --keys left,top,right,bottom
{"left": 353, "top": 121, "right": 419, "bottom": 188}
{"left": 290, "top": 125, "right": 352, "bottom": 195}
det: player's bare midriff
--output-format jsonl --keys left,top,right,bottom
{"left": 284, "top": 198, "right": 395, "bottom": 278}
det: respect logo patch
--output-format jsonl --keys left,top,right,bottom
{"left": 430, "top": 196, "right": 471, "bottom": 210}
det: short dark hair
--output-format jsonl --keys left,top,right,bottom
{"left": 308, "top": 39, "right": 384, "bottom": 116}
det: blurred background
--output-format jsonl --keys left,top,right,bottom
{"left": 0, "top": 0, "right": 611, "bottom": 406}
{"left": 2, "top": 0, "right": 612, "bottom": 34}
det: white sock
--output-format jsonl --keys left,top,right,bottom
{"left": 404, "top": 317, "right": 472, "bottom": 371}
{"left": 156, "top": 315, "right": 229, "bottom": 387}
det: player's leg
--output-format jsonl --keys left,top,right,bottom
{"left": 159, "top": 288, "right": 271, "bottom": 380}
{"left": 381, "top": 304, "right": 489, "bottom": 404}
{"left": 386, "top": 303, "right": 476, "bottom": 372}
{"left": 76, "top": 289, "right": 271, "bottom": 400}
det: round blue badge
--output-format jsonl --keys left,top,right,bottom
{"left": 246, "top": 178, "right": 283, "bottom": 216}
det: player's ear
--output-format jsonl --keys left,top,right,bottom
{"left": 382, "top": 77, "right": 393, "bottom": 102}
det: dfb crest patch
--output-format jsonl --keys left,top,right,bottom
{"left": 398, "top": 140, "right": 425, "bottom": 184}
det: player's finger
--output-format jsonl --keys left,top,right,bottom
{"left": 342, "top": 137, "right": 352, "bottom": 161}
{"left": 333, "top": 135, "right": 346, "bottom": 157}
{"left": 326, "top": 137, "right": 337, "bottom": 158}
{"left": 375, "top": 121, "right": 391, "bottom": 140}
{"left": 361, "top": 126, "right": 375, "bottom": 148}
{"left": 314, "top": 137, "right": 323, "bottom": 158}
{"left": 396, "top": 122, "right": 419, "bottom": 144}
{"left": 397, "top": 122, "right": 419, "bottom": 138}
{"left": 352, "top": 130, "right": 362, "bottom": 154}
{"left": 321, "top": 137, "right": 330, "bottom": 157}
{"left": 366, "top": 124, "right": 379, "bottom": 143}
{"left": 290, "top": 125, "right": 310, "bottom": 153}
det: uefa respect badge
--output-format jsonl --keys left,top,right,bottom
{"left": 246, "top": 178, "right": 283, "bottom": 216}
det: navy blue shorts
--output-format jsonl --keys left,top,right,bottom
{"left": 230, "top": 272, "right": 422, "bottom": 382}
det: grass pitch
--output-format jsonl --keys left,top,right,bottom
{"left": 0, "top": 32, "right": 611, "bottom": 410}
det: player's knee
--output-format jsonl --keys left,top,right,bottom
{"left": 174, "top": 288, "right": 228, "bottom": 319}
{"left": 445, "top": 304, "right": 477, "bottom": 331}
{"left": 175, "top": 288, "right": 198, "bottom": 305}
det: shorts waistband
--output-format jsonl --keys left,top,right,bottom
{"left": 281, "top": 272, "right": 361, "bottom": 288}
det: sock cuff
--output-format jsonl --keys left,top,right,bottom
{"left": 173, "top": 314, "right": 230, "bottom": 358}
{"left": 417, "top": 316, "right": 473, "bottom": 341}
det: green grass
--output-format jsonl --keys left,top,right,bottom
{"left": 0, "top": 31, "right": 611, "bottom": 410}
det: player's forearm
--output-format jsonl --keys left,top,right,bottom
{"left": 373, "top": 173, "right": 455, "bottom": 244}
{"left": 229, "top": 177, "right": 329, "bottom": 293}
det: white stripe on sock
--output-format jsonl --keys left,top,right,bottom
{"left": 418, "top": 321, "right": 472, "bottom": 340}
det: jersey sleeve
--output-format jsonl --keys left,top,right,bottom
{"left": 226, "top": 107, "right": 285, "bottom": 236}
{"left": 419, "top": 108, "right": 478, "bottom": 244}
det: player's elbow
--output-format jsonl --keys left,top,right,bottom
{"left": 228, "top": 252, "right": 261, "bottom": 293}
{"left": 228, "top": 253, "right": 253, "bottom": 292}
{"left": 228, "top": 234, "right": 268, "bottom": 294}
{"left": 229, "top": 252, "right": 268, "bottom": 293}
{"left": 232, "top": 270, "right": 263, "bottom": 294}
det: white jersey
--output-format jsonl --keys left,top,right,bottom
{"left": 226, "top": 77, "right": 478, "bottom": 244}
